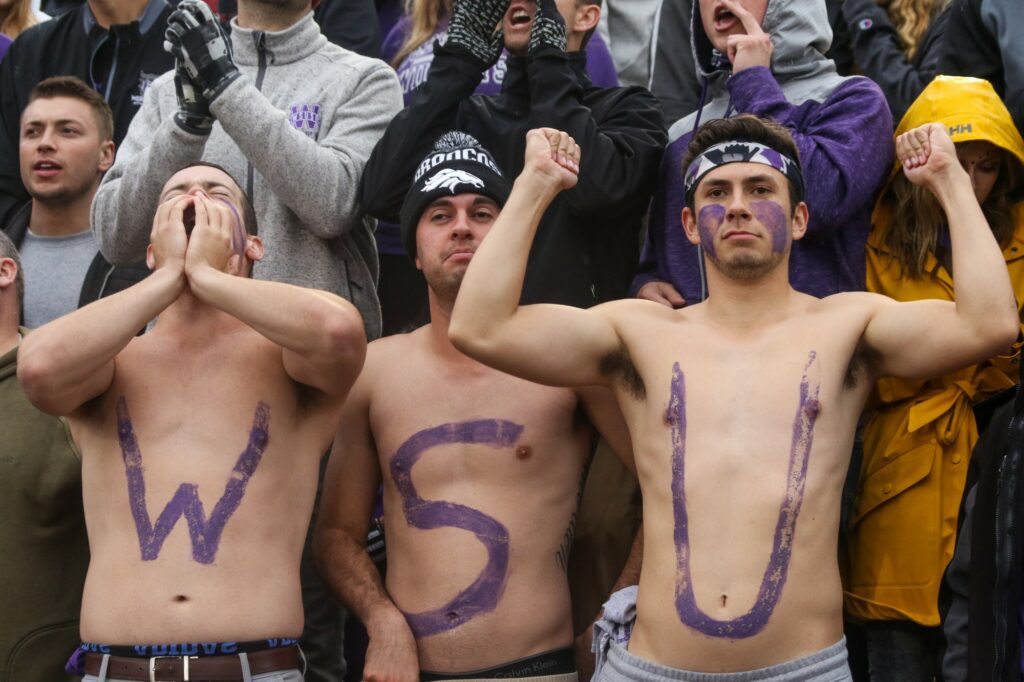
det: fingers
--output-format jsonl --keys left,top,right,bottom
{"left": 555, "top": 131, "right": 579, "bottom": 172}
{"left": 720, "top": 0, "right": 764, "bottom": 35}
{"left": 897, "top": 125, "right": 932, "bottom": 169}
{"left": 638, "top": 282, "right": 685, "bottom": 308}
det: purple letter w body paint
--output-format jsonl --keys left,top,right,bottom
{"left": 117, "top": 397, "right": 270, "bottom": 565}
{"left": 390, "top": 420, "right": 524, "bottom": 638}
{"left": 670, "top": 352, "right": 820, "bottom": 638}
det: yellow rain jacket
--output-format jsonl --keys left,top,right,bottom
{"left": 845, "top": 76, "right": 1024, "bottom": 625}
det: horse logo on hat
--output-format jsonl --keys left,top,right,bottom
{"left": 422, "top": 169, "right": 485, "bottom": 194}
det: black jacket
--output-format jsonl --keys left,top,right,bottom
{"left": 833, "top": 0, "right": 951, "bottom": 125}
{"left": 3, "top": 203, "right": 150, "bottom": 313}
{"left": 941, "top": 372, "right": 1024, "bottom": 681}
{"left": 360, "top": 44, "right": 667, "bottom": 307}
{"left": 939, "top": 0, "right": 1024, "bottom": 136}
{"left": 0, "top": 0, "right": 174, "bottom": 227}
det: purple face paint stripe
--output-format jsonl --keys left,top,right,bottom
{"left": 117, "top": 397, "right": 270, "bottom": 565}
{"left": 670, "top": 352, "right": 820, "bottom": 638}
{"left": 389, "top": 420, "right": 523, "bottom": 638}
{"left": 750, "top": 201, "right": 789, "bottom": 255}
{"left": 697, "top": 204, "right": 725, "bottom": 262}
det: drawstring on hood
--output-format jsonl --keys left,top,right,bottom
{"left": 669, "top": 0, "right": 852, "bottom": 140}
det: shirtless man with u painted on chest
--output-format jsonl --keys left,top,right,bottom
{"left": 17, "top": 163, "right": 366, "bottom": 682}
{"left": 448, "top": 119, "right": 1019, "bottom": 680}
{"left": 313, "top": 134, "right": 633, "bottom": 682}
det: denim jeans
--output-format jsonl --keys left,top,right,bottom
{"left": 863, "top": 621, "right": 942, "bottom": 682}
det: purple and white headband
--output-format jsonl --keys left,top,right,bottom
{"left": 683, "top": 141, "right": 804, "bottom": 203}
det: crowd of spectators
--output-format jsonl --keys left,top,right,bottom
{"left": 2, "top": 0, "right": 1023, "bottom": 680}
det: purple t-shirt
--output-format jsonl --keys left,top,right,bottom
{"left": 376, "top": 17, "right": 620, "bottom": 255}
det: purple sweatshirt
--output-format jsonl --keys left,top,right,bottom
{"left": 632, "top": 0, "right": 893, "bottom": 303}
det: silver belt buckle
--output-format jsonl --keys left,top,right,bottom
{"left": 149, "top": 655, "right": 195, "bottom": 682}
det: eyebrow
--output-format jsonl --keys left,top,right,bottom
{"left": 22, "top": 117, "right": 87, "bottom": 129}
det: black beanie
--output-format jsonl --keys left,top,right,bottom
{"left": 399, "top": 132, "right": 511, "bottom": 260}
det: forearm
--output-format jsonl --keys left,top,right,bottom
{"left": 315, "top": 526, "right": 406, "bottom": 630}
{"left": 18, "top": 267, "right": 184, "bottom": 414}
{"left": 188, "top": 266, "right": 363, "bottom": 360}
{"left": 939, "top": 173, "right": 1018, "bottom": 334}
{"left": 211, "top": 71, "right": 402, "bottom": 238}
{"left": 451, "top": 173, "right": 555, "bottom": 339}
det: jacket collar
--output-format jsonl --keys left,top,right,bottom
{"left": 3, "top": 202, "right": 31, "bottom": 246}
{"left": 230, "top": 12, "right": 327, "bottom": 67}
{"left": 82, "top": 0, "right": 168, "bottom": 36}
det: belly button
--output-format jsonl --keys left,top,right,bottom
{"left": 172, "top": 595, "right": 189, "bottom": 603}
{"left": 515, "top": 445, "right": 532, "bottom": 460}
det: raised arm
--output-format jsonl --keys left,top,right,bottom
{"left": 183, "top": 196, "right": 366, "bottom": 398}
{"left": 449, "top": 129, "right": 623, "bottom": 387}
{"left": 863, "top": 123, "right": 1019, "bottom": 378}
{"left": 18, "top": 197, "right": 190, "bottom": 415}
{"left": 313, "top": 365, "right": 419, "bottom": 682}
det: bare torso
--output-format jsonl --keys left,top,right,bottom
{"left": 71, "top": 322, "right": 339, "bottom": 643}
{"left": 607, "top": 293, "right": 876, "bottom": 671}
{"left": 365, "top": 329, "right": 592, "bottom": 672}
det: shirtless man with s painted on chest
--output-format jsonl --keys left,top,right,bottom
{"left": 17, "top": 164, "right": 366, "bottom": 682}
{"left": 314, "top": 135, "right": 633, "bottom": 682}
{"left": 448, "top": 119, "right": 1019, "bottom": 679}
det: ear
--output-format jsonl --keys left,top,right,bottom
{"left": 572, "top": 2, "right": 600, "bottom": 36}
{"left": 790, "top": 202, "right": 809, "bottom": 242}
{"left": 0, "top": 257, "right": 17, "bottom": 290}
{"left": 681, "top": 206, "right": 701, "bottom": 246}
{"left": 98, "top": 140, "right": 115, "bottom": 173}
{"left": 145, "top": 244, "right": 156, "bottom": 270}
{"left": 244, "top": 235, "right": 265, "bottom": 264}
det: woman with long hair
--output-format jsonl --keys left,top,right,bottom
{"left": 845, "top": 75, "right": 1024, "bottom": 681}
{"left": 0, "top": 0, "right": 38, "bottom": 39}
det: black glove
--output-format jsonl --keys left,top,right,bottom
{"left": 444, "top": 0, "right": 510, "bottom": 70}
{"left": 164, "top": 0, "right": 240, "bottom": 102}
{"left": 529, "top": 0, "right": 567, "bottom": 56}
{"left": 172, "top": 62, "right": 214, "bottom": 135}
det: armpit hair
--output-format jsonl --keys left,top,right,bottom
{"left": 845, "top": 344, "right": 879, "bottom": 389}
{"left": 598, "top": 344, "right": 646, "bottom": 401}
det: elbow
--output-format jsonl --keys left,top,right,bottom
{"left": 993, "top": 312, "right": 1021, "bottom": 355}
{"left": 324, "top": 305, "right": 368, "bottom": 372}
{"left": 16, "top": 344, "right": 61, "bottom": 414}
{"left": 447, "top": 313, "right": 486, "bottom": 358}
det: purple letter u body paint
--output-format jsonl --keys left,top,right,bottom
{"left": 117, "top": 397, "right": 270, "bottom": 565}
{"left": 389, "top": 420, "right": 524, "bottom": 638}
{"left": 669, "top": 352, "right": 820, "bottom": 638}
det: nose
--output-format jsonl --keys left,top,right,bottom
{"left": 36, "top": 127, "right": 57, "bottom": 150}
{"left": 725, "top": 191, "right": 751, "bottom": 221}
{"left": 449, "top": 210, "right": 473, "bottom": 239}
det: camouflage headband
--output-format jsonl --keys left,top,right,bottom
{"left": 684, "top": 141, "right": 804, "bottom": 204}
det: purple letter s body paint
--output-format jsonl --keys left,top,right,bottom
{"left": 389, "top": 420, "right": 524, "bottom": 638}
{"left": 118, "top": 397, "right": 270, "bottom": 565}
{"left": 670, "top": 352, "right": 820, "bottom": 638}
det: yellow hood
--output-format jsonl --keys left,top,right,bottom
{"left": 896, "top": 75, "right": 1024, "bottom": 169}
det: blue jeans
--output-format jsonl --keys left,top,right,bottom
{"left": 863, "top": 621, "right": 941, "bottom": 682}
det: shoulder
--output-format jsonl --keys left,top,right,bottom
{"left": 312, "top": 43, "right": 399, "bottom": 82}
{"left": 816, "top": 290, "right": 890, "bottom": 317}
{"left": 592, "top": 297, "right": 684, "bottom": 328}
{"left": 824, "top": 75, "right": 887, "bottom": 107}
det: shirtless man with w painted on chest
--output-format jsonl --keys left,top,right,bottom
{"left": 17, "top": 163, "right": 366, "bottom": 682}
{"left": 449, "top": 118, "right": 1019, "bottom": 680}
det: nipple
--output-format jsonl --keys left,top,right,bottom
{"left": 515, "top": 445, "right": 532, "bottom": 461}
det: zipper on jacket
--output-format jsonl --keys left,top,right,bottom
{"left": 97, "top": 263, "right": 115, "bottom": 300}
{"left": 246, "top": 31, "right": 269, "bottom": 201}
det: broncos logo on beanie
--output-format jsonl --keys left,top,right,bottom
{"left": 422, "top": 169, "right": 486, "bottom": 194}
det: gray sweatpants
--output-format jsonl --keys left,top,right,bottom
{"left": 595, "top": 639, "right": 852, "bottom": 682}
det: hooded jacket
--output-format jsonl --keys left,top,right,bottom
{"left": 360, "top": 41, "right": 666, "bottom": 307}
{"left": 0, "top": 334, "right": 89, "bottom": 682}
{"left": 631, "top": 0, "right": 892, "bottom": 304}
{"left": 91, "top": 13, "right": 403, "bottom": 340}
{"left": 844, "top": 76, "right": 1024, "bottom": 626}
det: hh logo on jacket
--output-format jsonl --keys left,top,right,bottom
{"left": 289, "top": 103, "right": 322, "bottom": 138}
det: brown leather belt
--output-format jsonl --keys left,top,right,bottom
{"left": 82, "top": 645, "right": 301, "bottom": 681}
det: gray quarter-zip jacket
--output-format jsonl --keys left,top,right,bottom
{"left": 91, "top": 12, "right": 403, "bottom": 339}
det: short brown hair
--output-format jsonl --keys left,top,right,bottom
{"left": 0, "top": 230, "right": 24, "bottom": 313}
{"left": 26, "top": 76, "right": 115, "bottom": 142}
{"left": 682, "top": 115, "right": 803, "bottom": 212}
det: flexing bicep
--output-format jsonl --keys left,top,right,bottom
{"left": 864, "top": 296, "right": 1015, "bottom": 380}
{"left": 450, "top": 301, "right": 624, "bottom": 389}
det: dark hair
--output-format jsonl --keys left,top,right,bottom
{"left": 26, "top": 76, "right": 115, "bottom": 142}
{"left": 174, "top": 161, "right": 259, "bottom": 237}
{"left": 682, "top": 115, "right": 803, "bottom": 213}
{"left": 0, "top": 230, "right": 24, "bottom": 312}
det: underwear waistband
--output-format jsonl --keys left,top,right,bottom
{"left": 421, "top": 647, "right": 575, "bottom": 680}
{"left": 79, "top": 638, "right": 300, "bottom": 658}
